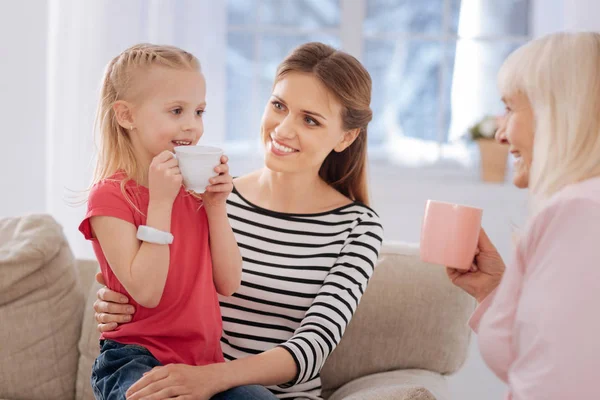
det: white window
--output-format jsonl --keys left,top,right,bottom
{"left": 226, "top": 0, "right": 530, "bottom": 164}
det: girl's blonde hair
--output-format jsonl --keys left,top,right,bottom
{"left": 93, "top": 43, "right": 200, "bottom": 188}
{"left": 498, "top": 32, "right": 600, "bottom": 209}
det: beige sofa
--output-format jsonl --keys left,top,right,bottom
{"left": 0, "top": 214, "right": 474, "bottom": 400}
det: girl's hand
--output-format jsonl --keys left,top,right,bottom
{"left": 446, "top": 228, "right": 506, "bottom": 303}
{"left": 198, "top": 155, "right": 233, "bottom": 209}
{"left": 93, "top": 272, "right": 136, "bottom": 332}
{"left": 126, "top": 363, "right": 225, "bottom": 400}
{"left": 148, "top": 150, "right": 182, "bottom": 207}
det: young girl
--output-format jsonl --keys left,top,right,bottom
{"left": 78, "top": 43, "right": 242, "bottom": 399}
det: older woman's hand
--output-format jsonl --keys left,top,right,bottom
{"left": 446, "top": 228, "right": 505, "bottom": 303}
{"left": 93, "top": 272, "right": 136, "bottom": 332}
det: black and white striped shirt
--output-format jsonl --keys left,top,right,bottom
{"left": 219, "top": 188, "right": 384, "bottom": 399}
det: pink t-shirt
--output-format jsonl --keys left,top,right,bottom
{"left": 470, "top": 176, "right": 600, "bottom": 399}
{"left": 79, "top": 174, "right": 224, "bottom": 366}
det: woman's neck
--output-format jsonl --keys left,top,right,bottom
{"left": 255, "top": 167, "right": 330, "bottom": 214}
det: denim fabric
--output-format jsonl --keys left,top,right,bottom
{"left": 92, "top": 340, "right": 277, "bottom": 400}
{"left": 91, "top": 340, "right": 162, "bottom": 400}
{"left": 211, "top": 384, "right": 279, "bottom": 400}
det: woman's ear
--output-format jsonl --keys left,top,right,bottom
{"left": 113, "top": 100, "right": 135, "bottom": 130}
{"left": 334, "top": 128, "right": 361, "bottom": 152}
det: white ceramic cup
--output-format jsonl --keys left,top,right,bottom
{"left": 173, "top": 145, "right": 223, "bottom": 193}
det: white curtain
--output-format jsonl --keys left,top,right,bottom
{"left": 46, "top": 0, "right": 227, "bottom": 258}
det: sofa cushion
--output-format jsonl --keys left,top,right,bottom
{"left": 320, "top": 242, "right": 474, "bottom": 397}
{"left": 328, "top": 370, "right": 448, "bottom": 400}
{"left": 75, "top": 260, "right": 102, "bottom": 400}
{"left": 0, "top": 214, "right": 84, "bottom": 400}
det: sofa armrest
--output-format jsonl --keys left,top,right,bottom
{"left": 327, "top": 369, "right": 450, "bottom": 400}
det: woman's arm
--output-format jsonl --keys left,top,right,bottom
{"left": 481, "top": 197, "right": 600, "bottom": 399}
{"left": 126, "top": 213, "right": 383, "bottom": 400}
{"left": 208, "top": 347, "right": 297, "bottom": 390}
{"left": 125, "top": 348, "right": 296, "bottom": 400}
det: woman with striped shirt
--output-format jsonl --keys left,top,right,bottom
{"left": 93, "top": 42, "right": 383, "bottom": 400}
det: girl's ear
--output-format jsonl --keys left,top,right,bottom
{"left": 113, "top": 100, "right": 135, "bottom": 130}
{"left": 334, "top": 128, "right": 361, "bottom": 152}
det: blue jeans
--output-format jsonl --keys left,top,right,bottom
{"left": 211, "top": 385, "right": 279, "bottom": 400}
{"left": 91, "top": 340, "right": 277, "bottom": 400}
{"left": 91, "top": 340, "right": 162, "bottom": 400}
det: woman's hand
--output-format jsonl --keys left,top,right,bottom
{"left": 199, "top": 155, "right": 234, "bottom": 209}
{"left": 125, "top": 363, "right": 225, "bottom": 400}
{"left": 93, "top": 272, "right": 136, "bottom": 332}
{"left": 446, "top": 228, "right": 506, "bottom": 303}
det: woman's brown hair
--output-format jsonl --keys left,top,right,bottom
{"left": 275, "top": 42, "right": 373, "bottom": 205}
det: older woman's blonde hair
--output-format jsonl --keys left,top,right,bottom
{"left": 498, "top": 32, "right": 600, "bottom": 209}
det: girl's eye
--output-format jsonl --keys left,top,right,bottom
{"left": 196, "top": 109, "right": 205, "bottom": 117}
{"left": 171, "top": 108, "right": 182, "bottom": 115}
{"left": 304, "top": 116, "right": 318, "bottom": 126}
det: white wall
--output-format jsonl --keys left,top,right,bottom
{"left": 531, "top": 0, "right": 600, "bottom": 37}
{"left": 0, "top": 1, "right": 47, "bottom": 217}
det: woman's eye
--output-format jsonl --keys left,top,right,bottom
{"left": 272, "top": 101, "right": 284, "bottom": 111}
{"left": 304, "top": 116, "right": 318, "bottom": 126}
{"left": 171, "top": 108, "right": 182, "bottom": 115}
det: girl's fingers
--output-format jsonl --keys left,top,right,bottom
{"left": 206, "top": 183, "right": 234, "bottom": 193}
{"left": 163, "top": 158, "right": 179, "bottom": 169}
{"left": 155, "top": 150, "right": 175, "bottom": 163}
{"left": 209, "top": 174, "right": 232, "bottom": 185}
{"left": 205, "top": 183, "right": 234, "bottom": 193}
{"left": 214, "top": 163, "right": 229, "bottom": 174}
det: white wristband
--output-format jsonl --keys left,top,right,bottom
{"left": 136, "top": 225, "right": 174, "bottom": 245}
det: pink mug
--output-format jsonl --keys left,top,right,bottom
{"left": 420, "top": 200, "right": 483, "bottom": 270}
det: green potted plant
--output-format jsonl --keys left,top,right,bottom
{"left": 469, "top": 115, "right": 509, "bottom": 183}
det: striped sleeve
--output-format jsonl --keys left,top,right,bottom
{"left": 277, "top": 212, "right": 384, "bottom": 386}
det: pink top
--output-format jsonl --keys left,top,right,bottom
{"left": 470, "top": 176, "right": 600, "bottom": 399}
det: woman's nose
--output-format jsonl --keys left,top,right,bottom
{"left": 495, "top": 116, "right": 509, "bottom": 144}
{"left": 274, "top": 116, "right": 296, "bottom": 139}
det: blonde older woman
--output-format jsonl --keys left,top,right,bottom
{"left": 447, "top": 32, "right": 600, "bottom": 399}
